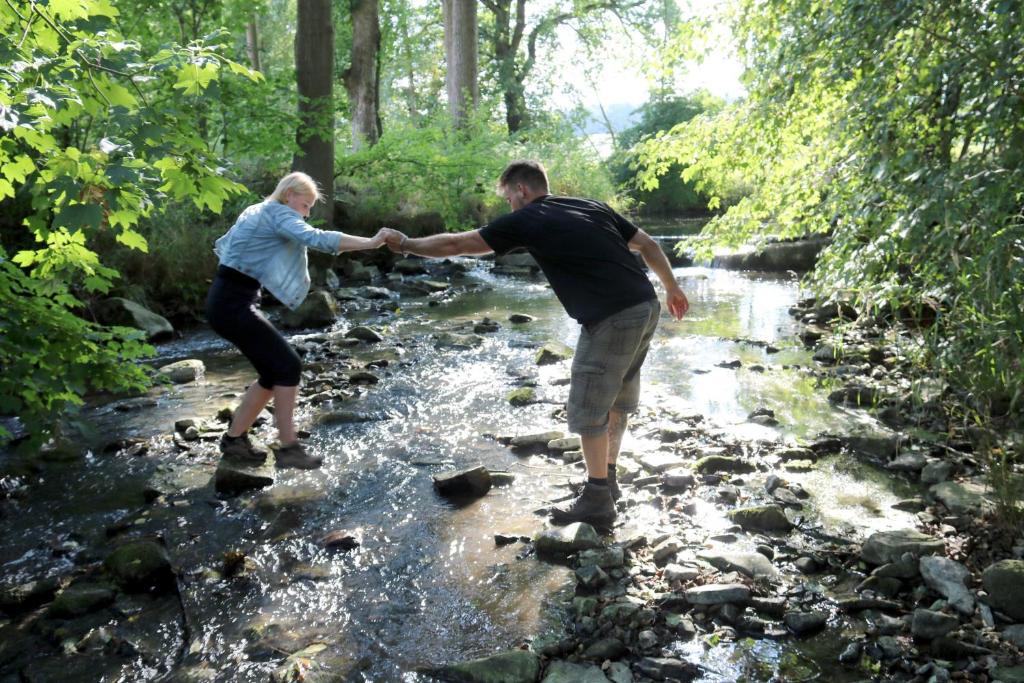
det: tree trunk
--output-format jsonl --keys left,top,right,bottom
{"left": 442, "top": 0, "right": 479, "bottom": 127}
{"left": 342, "top": 0, "right": 382, "bottom": 149}
{"left": 293, "top": 0, "right": 335, "bottom": 226}
{"left": 246, "top": 14, "right": 262, "bottom": 72}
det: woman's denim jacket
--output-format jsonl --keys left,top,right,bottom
{"left": 214, "top": 201, "right": 343, "bottom": 310}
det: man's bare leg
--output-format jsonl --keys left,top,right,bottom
{"left": 607, "top": 409, "right": 628, "bottom": 466}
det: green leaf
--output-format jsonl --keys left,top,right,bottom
{"left": 115, "top": 228, "right": 148, "bottom": 253}
{"left": 58, "top": 204, "right": 103, "bottom": 231}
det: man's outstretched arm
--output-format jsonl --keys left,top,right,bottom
{"left": 628, "top": 228, "right": 690, "bottom": 320}
{"left": 383, "top": 228, "right": 492, "bottom": 257}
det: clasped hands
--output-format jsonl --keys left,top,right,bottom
{"left": 369, "top": 227, "right": 409, "bottom": 254}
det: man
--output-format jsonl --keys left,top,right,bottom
{"left": 382, "top": 160, "right": 688, "bottom": 529}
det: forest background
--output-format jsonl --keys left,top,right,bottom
{"left": 1, "top": 0, "right": 1022, "bottom": 497}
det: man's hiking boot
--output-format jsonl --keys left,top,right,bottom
{"left": 550, "top": 482, "right": 616, "bottom": 530}
{"left": 273, "top": 442, "right": 323, "bottom": 470}
{"left": 219, "top": 432, "right": 267, "bottom": 466}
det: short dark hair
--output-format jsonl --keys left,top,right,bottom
{"left": 498, "top": 160, "right": 549, "bottom": 193}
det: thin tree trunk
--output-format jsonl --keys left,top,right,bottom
{"left": 293, "top": 0, "right": 335, "bottom": 226}
{"left": 342, "top": 0, "right": 382, "bottom": 149}
{"left": 442, "top": 0, "right": 478, "bottom": 127}
{"left": 246, "top": 14, "right": 261, "bottom": 72}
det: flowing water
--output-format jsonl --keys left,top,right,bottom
{"left": 0, "top": 260, "right": 920, "bottom": 682}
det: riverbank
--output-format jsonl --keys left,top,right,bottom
{"left": 1, "top": 254, "right": 1021, "bottom": 682}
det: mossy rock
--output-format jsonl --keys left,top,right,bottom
{"left": 103, "top": 540, "right": 175, "bottom": 593}
{"left": 507, "top": 387, "right": 536, "bottom": 406}
{"left": 48, "top": 583, "right": 115, "bottom": 618}
{"left": 535, "top": 342, "right": 573, "bottom": 366}
{"left": 727, "top": 505, "right": 794, "bottom": 532}
{"left": 694, "top": 455, "right": 755, "bottom": 474}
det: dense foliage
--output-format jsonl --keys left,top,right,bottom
{"left": 0, "top": 0, "right": 258, "bottom": 446}
{"left": 637, "top": 0, "right": 1024, "bottom": 425}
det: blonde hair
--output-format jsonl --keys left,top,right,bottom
{"left": 267, "top": 172, "right": 323, "bottom": 204}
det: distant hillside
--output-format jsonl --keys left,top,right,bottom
{"left": 577, "top": 102, "right": 641, "bottom": 135}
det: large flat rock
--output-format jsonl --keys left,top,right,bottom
{"left": 861, "top": 529, "right": 944, "bottom": 566}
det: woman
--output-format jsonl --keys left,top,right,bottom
{"left": 206, "top": 172, "right": 385, "bottom": 469}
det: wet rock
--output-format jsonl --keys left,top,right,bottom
{"left": 535, "top": 342, "right": 573, "bottom": 365}
{"left": 888, "top": 452, "right": 927, "bottom": 472}
{"left": 281, "top": 291, "right": 338, "bottom": 328}
{"left": 665, "top": 612, "right": 697, "bottom": 639}
{"left": 95, "top": 297, "right": 174, "bottom": 341}
{"left": 575, "top": 565, "right": 609, "bottom": 590}
{"left": 0, "top": 577, "right": 60, "bottom": 613}
{"left": 508, "top": 313, "right": 535, "bottom": 324}
{"left": 694, "top": 455, "right": 754, "bottom": 475}
{"left": 929, "top": 480, "right": 993, "bottom": 515}
{"left": 546, "top": 436, "right": 581, "bottom": 452}
{"left": 829, "top": 384, "right": 882, "bottom": 407}
{"left": 542, "top": 660, "right": 607, "bottom": 682}
{"left": 920, "top": 460, "right": 952, "bottom": 484}
{"left": 435, "top": 332, "right": 486, "bottom": 350}
{"left": 433, "top": 466, "right": 492, "bottom": 499}
{"left": 581, "top": 637, "right": 625, "bottom": 661}
{"left": 578, "top": 546, "right": 625, "bottom": 569}
{"left": 777, "top": 447, "right": 815, "bottom": 462}
{"left": 473, "top": 317, "right": 501, "bottom": 334}
{"left": 605, "top": 661, "right": 633, "bottom": 683}
{"left": 837, "top": 641, "right": 861, "bottom": 664}
{"left": 784, "top": 611, "right": 827, "bottom": 636}
{"left": 1001, "top": 624, "right": 1024, "bottom": 648}
{"left": 892, "top": 498, "right": 927, "bottom": 512}
{"left": 393, "top": 258, "right": 428, "bottom": 275}
{"left": 158, "top": 359, "right": 205, "bottom": 384}
{"left": 911, "top": 609, "right": 958, "bottom": 640}
{"left": 919, "top": 556, "right": 974, "bottom": 615}
{"left": 422, "top": 649, "right": 541, "bottom": 683}
{"left": 727, "top": 505, "right": 793, "bottom": 533}
{"left": 634, "top": 657, "right": 701, "bottom": 682}
{"left": 103, "top": 540, "right": 175, "bottom": 593}
{"left": 505, "top": 431, "right": 564, "bottom": 449}
{"left": 660, "top": 468, "right": 695, "bottom": 491}
{"left": 534, "top": 523, "right": 602, "bottom": 558}
{"left": 992, "top": 665, "right": 1024, "bottom": 683}
{"left": 48, "top": 583, "right": 115, "bottom": 618}
{"left": 873, "top": 558, "right": 920, "bottom": 579}
{"left": 684, "top": 583, "right": 750, "bottom": 606}
{"left": 663, "top": 563, "right": 700, "bottom": 583}
{"left": 214, "top": 457, "right": 275, "bottom": 496}
{"left": 697, "top": 550, "right": 779, "bottom": 579}
{"left": 856, "top": 575, "right": 902, "bottom": 598}
{"left": 346, "top": 325, "right": 384, "bottom": 343}
{"left": 257, "top": 485, "right": 325, "bottom": 512}
{"left": 652, "top": 537, "right": 683, "bottom": 565}
{"left": 860, "top": 529, "right": 944, "bottom": 566}
{"left": 636, "top": 451, "right": 684, "bottom": 473}
{"left": 320, "top": 529, "right": 361, "bottom": 552}
{"left": 507, "top": 387, "right": 537, "bottom": 406}
{"left": 340, "top": 259, "right": 377, "bottom": 281}
{"left": 982, "top": 560, "right": 1024, "bottom": 620}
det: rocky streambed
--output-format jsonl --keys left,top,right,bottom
{"left": 1, "top": 250, "right": 1022, "bottom": 682}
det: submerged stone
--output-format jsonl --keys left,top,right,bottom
{"left": 423, "top": 649, "right": 541, "bottom": 683}
{"left": 103, "top": 540, "right": 175, "bottom": 593}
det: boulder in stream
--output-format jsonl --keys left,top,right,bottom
{"left": 542, "top": 660, "right": 607, "bottom": 683}
{"left": 919, "top": 555, "right": 974, "bottom": 616}
{"left": 421, "top": 649, "right": 541, "bottom": 683}
{"left": 535, "top": 342, "right": 573, "bottom": 366}
{"left": 727, "top": 505, "right": 794, "bottom": 533}
{"left": 94, "top": 297, "right": 174, "bottom": 341}
{"left": 280, "top": 290, "right": 338, "bottom": 328}
{"left": 103, "top": 540, "right": 175, "bottom": 593}
{"left": 694, "top": 455, "right": 754, "bottom": 474}
{"left": 697, "top": 550, "right": 779, "bottom": 579}
{"left": 214, "top": 457, "right": 275, "bottom": 496}
{"left": 534, "top": 523, "right": 602, "bottom": 558}
{"left": 433, "top": 465, "right": 492, "bottom": 499}
{"left": 158, "top": 359, "right": 205, "bottom": 384}
{"left": 346, "top": 325, "right": 385, "bottom": 343}
{"left": 982, "top": 560, "right": 1024, "bottom": 621}
{"left": 860, "top": 529, "right": 944, "bottom": 566}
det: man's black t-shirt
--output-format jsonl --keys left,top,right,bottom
{"left": 478, "top": 195, "right": 657, "bottom": 325}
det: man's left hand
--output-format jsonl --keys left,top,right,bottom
{"left": 667, "top": 287, "right": 689, "bottom": 320}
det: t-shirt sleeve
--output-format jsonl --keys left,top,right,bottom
{"left": 478, "top": 212, "right": 526, "bottom": 255}
{"left": 607, "top": 204, "right": 639, "bottom": 243}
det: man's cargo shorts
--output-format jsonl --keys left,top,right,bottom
{"left": 567, "top": 298, "right": 661, "bottom": 436}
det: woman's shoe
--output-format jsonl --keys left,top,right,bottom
{"left": 219, "top": 432, "right": 268, "bottom": 466}
{"left": 273, "top": 442, "right": 323, "bottom": 469}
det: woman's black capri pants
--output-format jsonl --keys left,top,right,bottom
{"left": 205, "top": 265, "right": 302, "bottom": 389}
